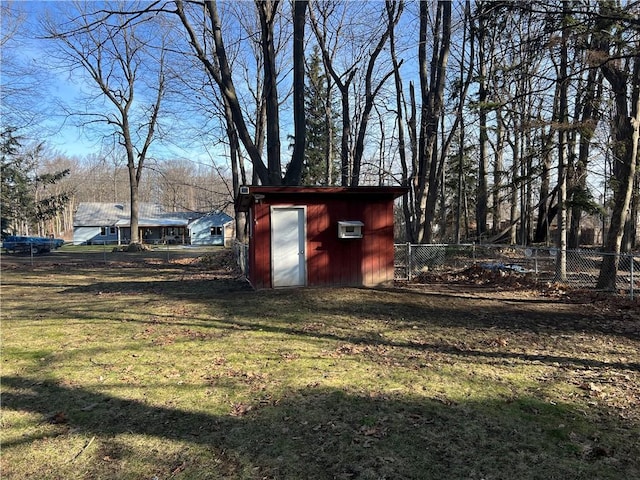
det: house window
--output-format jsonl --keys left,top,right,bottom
{"left": 110, "top": 227, "right": 116, "bottom": 235}
{"left": 210, "top": 226, "right": 223, "bottom": 236}
{"left": 100, "top": 226, "right": 107, "bottom": 235}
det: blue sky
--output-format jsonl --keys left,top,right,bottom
{"left": 2, "top": 1, "right": 220, "bottom": 162}
{"left": 2, "top": 2, "right": 99, "bottom": 156}
{"left": 2, "top": 1, "right": 427, "bottom": 165}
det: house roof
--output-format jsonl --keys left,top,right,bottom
{"left": 74, "top": 202, "right": 231, "bottom": 227}
{"left": 189, "top": 211, "right": 234, "bottom": 226}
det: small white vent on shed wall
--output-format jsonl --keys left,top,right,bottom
{"left": 338, "top": 221, "right": 364, "bottom": 239}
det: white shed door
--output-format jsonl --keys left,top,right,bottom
{"left": 271, "top": 207, "right": 306, "bottom": 287}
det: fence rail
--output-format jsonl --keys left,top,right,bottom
{"left": 394, "top": 243, "right": 638, "bottom": 299}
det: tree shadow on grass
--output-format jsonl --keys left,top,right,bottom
{"left": 60, "top": 275, "right": 252, "bottom": 297}
{"left": 59, "top": 277, "right": 639, "bottom": 341}
{"left": 2, "top": 375, "right": 639, "bottom": 480}
{"left": 212, "top": 319, "right": 640, "bottom": 373}
{"left": 24, "top": 276, "right": 638, "bottom": 374}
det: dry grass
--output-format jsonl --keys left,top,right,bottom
{"left": 1, "top": 248, "right": 639, "bottom": 479}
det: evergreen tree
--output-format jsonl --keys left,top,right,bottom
{"left": 302, "top": 46, "right": 339, "bottom": 185}
{"left": 0, "top": 128, "right": 70, "bottom": 237}
{"left": 1, "top": 128, "right": 30, "bottom": 236}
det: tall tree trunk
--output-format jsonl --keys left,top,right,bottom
{"left": 523, "top": 108, "right": 533, "bottom": 244}
{"left": 508, "top": 126, "right": 519, "bottom": 245}
{"left": 533, "top": 124, "right": 555, "bottom": 244}
{"left": 123, "top": 116, "right": 142, "bottom": 244}
{"left": 622, "top": 172, "right": 639, "bottom": 251}
{"left": 387, "top": 0, "right": 412, "bottom": 241}
{"left": 406, "top": 82, "right": 419, "bottom": 242}
{"left": 492, "top": 106, "right": 504, "bottom": 235}
{"left": 597, "top": 52, "right": 640, "bottom": 289}
{"left": 338, "top": 87, "right": 352, "bottom": 186}
{"left": 256, "top": 0, "right": 282, "bottom": 185}
{"left": 568, "top": 64, "right": 603, "bottom": 248}
{"left": 555, "top": 4, "right": 569, "bottom": 281}
{"left": 224, "top": 96, "right": 247, "bottom": 242}
{"left": 475, "top": 5, "right": 489, "bottom": 241}
{"left": 284, "top": 0, "right": 308, "bottom": 185}
{"left": 324, "top": 73, "right": 335, "bottom": 186}
{"left": 414, "top": 3, "right": 429, "bottom": 242}
{"left": 416, "top": 0, "right": 451, "bottom": 243}
{"left": 455, "top": 121, "right": 465, "bottom": 244}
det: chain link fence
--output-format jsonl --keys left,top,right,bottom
{"left": 395, "top": 243, "right": 638, "bottom": 299}
{"left": 1, "top": 243, "right": 227, "bottom": 266}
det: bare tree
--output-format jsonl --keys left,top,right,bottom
{"left": 1, "top": 2, "right": 54, "bottom": 131}
{"left": 474, "top": 0, "right": 490, "bottom": 242}
{"left": 554, "top": 1, "right": 570, "bottom": 281}
{"left": 565, "top": 2, "right": 604, "bottom": 250}
{"left": 595, "top": 2, "right": 640, "bottom": 289}
{"left": 386, "top": 0, "right": 413, "bottom": 240}
{"left": 43, "top": 2, "right": 167, "bottom": 245}
{"left": 308, "top": 0, "right": 358, "bottom": 186}
{"left": 256, "top": 0, "right": 283, "bottom": 184}
{"left": 349, "top": 3, "right": 400, "bottom": 186}
{"left": 174, "top": 0, "right": 304, "bottom": 186}
{"left": 285, "top": 0, "right": 308, "bottom": 185}
{"left": 415, "top": 0, "right": 451, "bottom": 243}
{"left": 435, "top": 1, "right": 474, "bottom": 242}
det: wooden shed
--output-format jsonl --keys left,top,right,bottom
{"left": 236, "top": 185, "right": 407, "bottom": 289}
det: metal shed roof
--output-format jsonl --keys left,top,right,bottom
{"left": 235, "top": 185, "right": 408, "bottom": 212}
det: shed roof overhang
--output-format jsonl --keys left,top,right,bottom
{"left": 235, "top": 185, "right": 408, "bottom": 213}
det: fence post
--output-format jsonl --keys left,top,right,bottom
{"left": 407, "top": 242, "right": 412, "bottom": 281}
{"left": 630, "top": 253, "right": 635, "bottom": 301}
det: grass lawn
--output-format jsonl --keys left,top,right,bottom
{"left": 1, "top": 248, "right": 639, "bottom": 479}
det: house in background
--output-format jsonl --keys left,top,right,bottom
{"left": 73, "top": 202, "right": 233, "bottom": 246}
{"left": 189, "top": 211, "right": 235, "bottom": 246}
{"left": 236, "top": 185, "right": 407, "bottom": 289}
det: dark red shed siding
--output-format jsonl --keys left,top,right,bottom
{"left": 249, "top": 202, "right": 272, "bottom": 289}
{"left": 237, "top": 186, "right": 406, "bottom": 289}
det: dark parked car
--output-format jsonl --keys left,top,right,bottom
{"left": 2, "top": 235, "right": 64, "bottom": 254}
